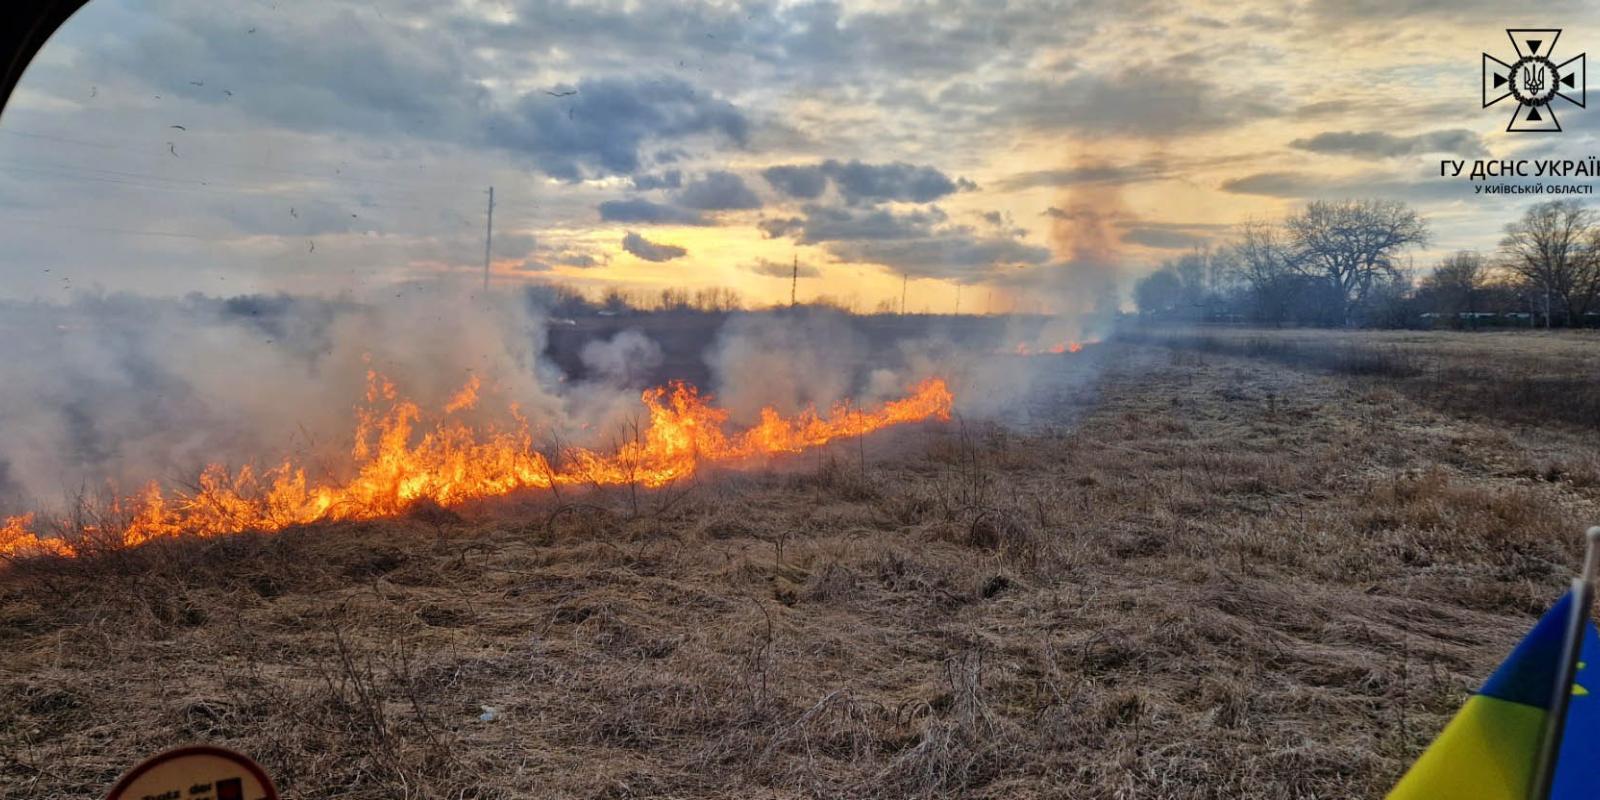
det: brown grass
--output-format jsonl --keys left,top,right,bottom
{"left": 1122, "top": 327, "right": 1600, "bottom": 431}
{"left": 3, "top": 333, "right": 1599, "bottom": 798}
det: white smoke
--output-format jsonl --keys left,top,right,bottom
{"left": 703, "top": 309, "right": 867, "bottom": 423}
{"left": 0, "top": 287, "right": 1101, "bottom": 516}
{"left": 579, "top": 330, "right": 663, "bottom": 388}
{"left": 0, "top": 285, "right": 597, "bottom": 513}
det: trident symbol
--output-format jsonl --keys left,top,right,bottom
{"left": 1524, "top": 64, "right": 1546, "bottom": 94}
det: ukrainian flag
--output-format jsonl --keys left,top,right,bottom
{"left": 1389, "top": 589, "right": 1600, "bottom": 799}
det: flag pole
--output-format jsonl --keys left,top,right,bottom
{"left": 1528, "top": 526, "right": 1600, "bottom": 800}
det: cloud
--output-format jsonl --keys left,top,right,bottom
{"left": 88, "top": 3, "right": 754, "bottom": 185}
{"left": 598, "top": 199, "right": 708, "bottom": 225}
{"left": 1306, "top": 0, "right": 1588, "bottom": 21}
{"left": 631, "top": 171, "right": 683, "bottom": 191}
{"left": 1290, "top": 130, "right": 1488, "bottom": 158}
{"left": 744, "top": 258, "right": 821, "bottom": 278}
{"left": 761, "top": 160, "right": 973, "bottom": 204}
{"left": 1217, "top": 171, "right": 1480, "bottom": 203}
{"left": 762, "top": 165, "right": 829, "bottom": 199}
{"left": 486, "top": 75, "right": 750, "bottom": 180}
{"left": 1121, "top": 225, "right": 1211, "bottom": 250}
{"left": 1218, "top": 172, "right": 1319, "bottom": 197}
{"left": 600, "top": 172, "right": 759, "bottom": 226}
{"left": 557, "top": 252, "right": 605, "bottom": 268}
{"left": 758, "top": 200, "right": 1046, "bottom": 281}
{"left": 996, "top": 162, "right": 1169, "bottom": 192}
{"left": 674, "top": 171, "right": 762, "bottom": 210}
{"left": 518, "top": 248, "right": 608, "bottom": 271}
{"left": 991, "top": 68, "right": 1280, "bottom": 136}
{"left": 621, "top": 231, "right": 687, "bottom": 262}
{"left": 491, "top": 232, "right": 539, "bottom": 260}
{"left": 828, "top": 233, "right": 1051, "bottom": 282}
{"left": 762, "top": 204, "right": 948, "bottom": 244}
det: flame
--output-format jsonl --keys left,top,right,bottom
{"left": 0, "top": 374, "right": 953, "bottom": 558}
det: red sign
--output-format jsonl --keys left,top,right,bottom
{"left": 105, "top": 746, "right": 277, "bottom": 800}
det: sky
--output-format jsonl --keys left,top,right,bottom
{"left": 3, "top": 0, "right": 1600, "bottom": 311}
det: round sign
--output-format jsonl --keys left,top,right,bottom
{"left": 106, "top": 745, "right": 277, "bottom": 800}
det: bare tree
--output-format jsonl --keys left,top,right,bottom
{"left": 1133, "top": 267, "right": 1183, "bottom": 318}
{"left": 1284, "top": 199, "right": 1428, "bottom": 325}
{"left": 1420, "top": 251, "right": 1490, "bottom": 325}
{"left": 1224, "top": 220, "right": 1299, "bottom": 324}
{"left": 1498, "top": 199, "right": 1600, "bottom": 327}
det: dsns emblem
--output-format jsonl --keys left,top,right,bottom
{"left": 1483, "top": 29, "right": 1586, "bottom": 132}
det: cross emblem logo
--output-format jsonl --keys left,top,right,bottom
{"left": 1483, "top": 29, "right": 1586, "bottom": 132}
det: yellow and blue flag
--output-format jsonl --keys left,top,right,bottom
{"left": 1389, "top": 589, "right": 1600, "bottom": 799}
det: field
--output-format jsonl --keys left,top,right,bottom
{"left": 4, "top": 327, "right": 1600, "bottom": 799}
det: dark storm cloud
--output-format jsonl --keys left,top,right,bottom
{"left": 674, "top": 171, "right": 762, "bottom": 210}
{"left": 598, "top": 199, "right": 709, "bottom": 225}
{"left": 621, "top": 231, "right": 687, "bottom": 262}
{"left": 487, "top": 76, "right": 750, "bottom": 180}
{"left": 761, "top": 160, "right": 973, "bottom": 205}
{"left": 1290, "top": 130, "right": 1487, "bottom": 158}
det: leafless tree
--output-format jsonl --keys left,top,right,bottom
{"left": 1498, "top": 199, "right": 1600, "bottom": 327}
{"left": 1421, "top": 251, "right": 1490, "bottom": 324}
{"left": 1284, "top": 199, "right": 1428, "bottom": 324}
{"left": 1223, "top": 219, "right": 1299, "bottom": 324}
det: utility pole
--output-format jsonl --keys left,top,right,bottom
{"left": 482, "top": 186, "right": 494, "bottom": 292}
{"left": 790, "top": 253, "right": 798, "bottom": 307}
{"left": 900, "top": 272, "right": 908, "bottom": 315}
{"left": 954, "top": 285, "right": 961, "bottom": 315}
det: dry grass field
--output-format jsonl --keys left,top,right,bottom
{"left": 4, "top": 329, "right": 1600, "bottom": 799}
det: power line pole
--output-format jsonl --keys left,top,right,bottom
{"left": 482, "top": 186, "right": 494, "bottom": 292}
{"left": 954, "top": 285, "right": 961, "bottom": 315}
{"left": 900, "top": 272, "right": 908, "bottom": 315}
{"left": 791, "top": 252, "right": 798, "bottom": 307}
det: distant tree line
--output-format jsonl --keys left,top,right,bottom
{"left": 525, "top": 281, "right": 945, "bottom": 319}
{"left": 1134, "top": 198, "right": 1600, "bottom": 329}
{"left": 526, "top": 284, "right": 749, "bottom": 317}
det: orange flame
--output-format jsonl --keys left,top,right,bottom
{"left": 0, "top": 374, "right": 953, "bottom": 559}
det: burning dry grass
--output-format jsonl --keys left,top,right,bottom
{"left": 0, "top": 375, "right": 952, "bottom": 559}
{"left": 3, "top": 335, "right": 1599, "bottom": 798}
